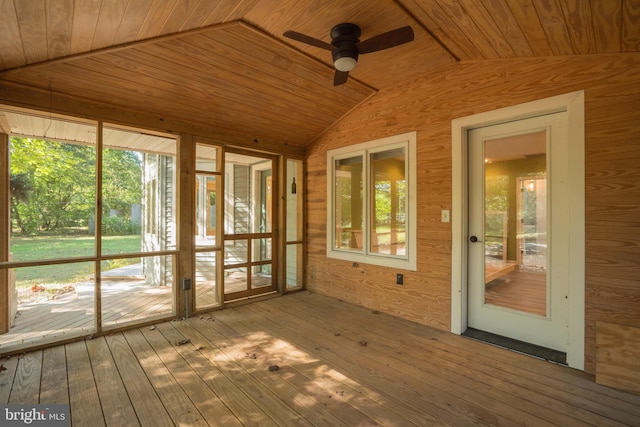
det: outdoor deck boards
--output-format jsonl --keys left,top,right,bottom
{"left": 1, "top": 292, "right": 639, "bottom": 426}
{"left": 1, "top": 282, "right": 178, "bottom": 349}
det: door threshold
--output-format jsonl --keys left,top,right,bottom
{"left": 462, "top": 327, "right": 567, "bottom": 365}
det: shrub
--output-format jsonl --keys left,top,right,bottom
{"left": 102, "top": 216, "right": 141, "bottom": 235}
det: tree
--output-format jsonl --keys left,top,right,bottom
{"left": 9, "top": 172, "right": 33, "bottom": 233}
{"left": 8, "top": 137, "right": 150, "bottom": 235}
{"left": 102, "top": 148, "right": 142, "bottom": 218}
{"left": 10, "top": 137, "right": 96, "bottom": 233}
{"left": 374, "top": 180, "right": 391, "bottom": 227}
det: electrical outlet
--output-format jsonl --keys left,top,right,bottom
{"left": 182, "top": 278, "right": 191, "bottom": 291}
{"left": 396, "top": 273, "right": 403, "bottom": 285}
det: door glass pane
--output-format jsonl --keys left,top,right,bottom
{"left": 334, "top": 156, "right": 363, "bottom": 250}
{"left": 258, "top": 170, "right": 272, "bottom": 233}
{"left": 196, "top": 175, "right": 219, "bottom": 247}
{"left": 483, "top": 131, "right": 547, "bottom": 316}
{"left": 251, "top": 264, "right": 271, "bottom": 289}
{"left": 254, "top": 238, "right": 272, "bottom": 262}
{"left": 286, "top": 243, "right": 303, "bottom": 290}
{"left": 224, "top": 239, "right": 248, "bottom": 265}
{"left": 251, "top": 236, "right": 272, "bottom": 287}
{"left": 195, "top": 251, "right": 219, "bottom": 309}
{"left": 224, "top": 267, "right": 247, "bottom": 294}
{"left": 370, "top": 148, "right": 406, "bottom": 256}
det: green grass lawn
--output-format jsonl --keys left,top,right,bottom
{"left": 10, "top": 235, "right": 141, "bottom": 287}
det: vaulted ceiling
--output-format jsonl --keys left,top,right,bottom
{"left": 0, "top": 0, "right": 638, "bottom": 154}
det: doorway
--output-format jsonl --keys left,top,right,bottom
{"left": 223, "top": 150, "right": 277, "bottom": 301}
{"left": 451, "top": 91, "right": 585, "bottom": 369}
{"left": 467, "top": 114, "right": 566, "bottom": 353}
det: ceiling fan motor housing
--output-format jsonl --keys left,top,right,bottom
{"left": 331, "top": 23, "right": 361, "bottom": 72}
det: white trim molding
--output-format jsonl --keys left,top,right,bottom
{"left": 326, "top": 132, "right": 417, "bottom": 271}
{"left": 451, "top": 91, "right": 585, "bottom": 370}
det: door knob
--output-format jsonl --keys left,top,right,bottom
{"left": 469, "top": 235, "right": 482, "bottom": 243}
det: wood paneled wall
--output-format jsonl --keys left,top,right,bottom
{"left": 305, "top": 53, "right": 640, "bottom": 374}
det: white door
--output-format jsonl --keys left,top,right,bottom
{"left": 467, "top": 112, "right": 570, "bottom": 352}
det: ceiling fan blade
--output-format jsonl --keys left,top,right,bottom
{"left": 357, "top": 26, "right": 414, "bottom": 54}
{"left": 283, "top": 30, "right": 333, "bottom": 50}
{"left": 333, "top": 70, "right": 349, "bottom": 86}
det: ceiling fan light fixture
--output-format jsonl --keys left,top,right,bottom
{"left": 332, "top": 45, "right": 359, "bottom": 72}
{"left": 334, "top": 56, "right": 357, "bottom": 72}
{"left": 283, "top": 22, "right": 414, "bottom": 86}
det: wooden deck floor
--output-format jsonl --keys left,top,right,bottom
{"left": 0, "top": 279, "right": 177, "bottom": 350}
{"left": 1, "top": 284, "right": 223, "bottom": 352}
{"left": 485, "top": 266, "right": 547, "bottom": 316}
{"left": 1, "top": 292, "right": 639, "bottom": 426}
{"left": 1, "top": 272, "right": 269, "bottom": 352}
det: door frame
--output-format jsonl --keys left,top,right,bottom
{"left": 223, "top": 149, "right": 278, "bottom": 301}
{"left": 451, "top": 91, "right": 585, "bottom": 370}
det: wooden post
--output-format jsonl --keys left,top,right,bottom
{"left": 95, "top": 123, "right": 103, "bottom": 332}
{"left": 278, "top": 156, "right": 286, "bottom": 293}
{"left": 177, "top": 133, "right": 195, "bottom": 317}
{"left": 0, "top": 133, "right": 10, "bottom": 333}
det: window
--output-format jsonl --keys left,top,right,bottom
{"left": 327, "top": 132, "right": 417, "bottom": 270}
{"left": 1, "top": 107, "right": 178, "bottom": 349}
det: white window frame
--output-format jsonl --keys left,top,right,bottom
{"left": 327, "top": 131, "right": 417, "bottom": 271}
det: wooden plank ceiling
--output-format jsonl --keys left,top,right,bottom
{"left": 0, "top": 0, "right": 638, "bottom": 152}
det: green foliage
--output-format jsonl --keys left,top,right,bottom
{"left": 102, "top": 216, "right": 141, "bottom": 235}
{"left": 374, "top": 180, "right": 406, "bottom": 227}
{"left": 485, "top": 174, "right": 509, "bottom": 235}
{"left": 10, "top": 137, "right": 95, "bottom": 234}
{"left": 9, "top": 137, "right": 143, "bottom": 236}
{"left": 102, "top": 148, "right": 142, "bottom": 219}
{"left": 336, "top": 175, "right": 359, "bottom": 228}
{"left": 374, "top": 181, "right": 391, "bottom": 225}
{"left": 9, "top": 173, "right": 32, "bottom": 202}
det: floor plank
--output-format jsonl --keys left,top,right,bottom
{"left": 0, "top": 355, "right": 19, "bottom": 403}
{"left": 186, "top": 314, "right": 350, "bottom": 427}
{"left": 122, "top": 329, "right": 209, "bottom": 426}
{"left": 0, "top": 292, "right": 638, "bottom": 426}
{"left": 203, "top": 309, "right": 382, "bottom": 426}
{"left": 239, "top": 297, "right": 534, "bottom": 426}
{"left": 219, "top": 305, "right": 418, "bottom": 426}
{"left": 40, "top": 345, "right": 69, "bottom": 404}
{"left": 138, "top": 325, "right": 243, "bottom": 426}
{"left": 276, "top": 293, "right": 634, "bottom": 426}
{"left": 105, "top": 333, "right": 174, "bottom": 427}
{"left": 157, "top": 322, "right": 279, "bottom": 426}
{"left": 175, "top": 319, "right": 313, "bottom": 426}
{"left": 8, "top": 350, "right": 42, "bottom": 404}
{"left": 86, "top": 337, "right": 140, "bottom": 426}
{"left": 66, "top": 340, "right": 106, "bottom": 427}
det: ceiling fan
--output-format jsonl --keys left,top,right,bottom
{"left": 283, "top": 23, "right": 414, "bottom": 86}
